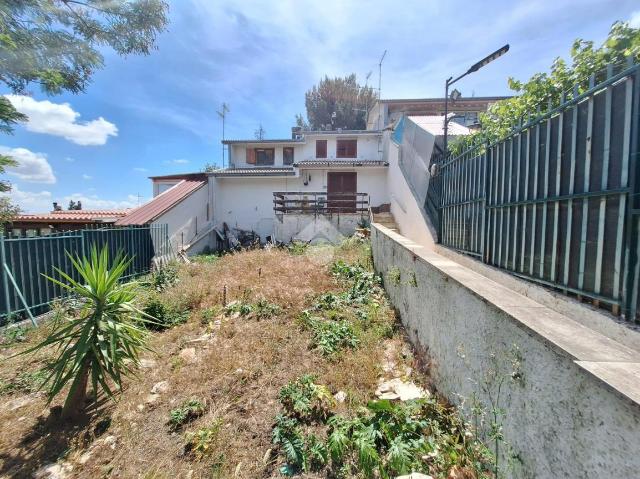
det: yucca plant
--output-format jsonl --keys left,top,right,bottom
{"left": 21, "top": 246, "right": 152, "bottom": 419}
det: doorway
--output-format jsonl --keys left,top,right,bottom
{"left": 327, "top": 172, "right": 357, "bottom": 213}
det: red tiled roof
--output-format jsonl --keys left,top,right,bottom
{"left": 12, "top": 209, "right": 132, "bottom": 223}
{"left": 115, "top": 179, "right": 207, "bottom": 225}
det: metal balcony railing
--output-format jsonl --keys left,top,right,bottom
{"left": 273, "top": 191, "right": 369, "bottom": 214}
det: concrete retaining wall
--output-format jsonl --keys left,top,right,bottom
{"left": 371, "top": 224, "right": 640, "bottom": 478}
{"left": 275, "top": 213, "right": 364, "bottom": 244}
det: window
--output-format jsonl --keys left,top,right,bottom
{"left": 255, "top": 148, "right": 275, "bottom": 166}
{"left": 316, "top": 139, "right": 327, "bottom": 158}
{"left": 336, "top": 139, "right": 357, "bottom": 158}
{"left": 283, "top": 147, "right": 294, "bottom": 165}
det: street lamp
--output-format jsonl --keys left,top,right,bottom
{"left": 443, "top": 44, "right": 509, "bottom": 160}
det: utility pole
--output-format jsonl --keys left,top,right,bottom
{"left": 217, "top": 102, "right": 230, "bottom": 168}
{"left": 377, "top": 50, "right": 387, "bottom": 131}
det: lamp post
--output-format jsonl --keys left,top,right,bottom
{"left": 443, "top": 44, "right": 510, "bottom": 160}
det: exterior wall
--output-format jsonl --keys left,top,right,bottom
{"left": 210, "top": 167, "right": 389, "bottom": 242}
{"left": 385, "top": 135, "right": 435, "bottom": 247}
{"left": 371, "top": 224, "right": 640, "bottom": 478}
{"left": 274, "top": 213, "right": 365, "bottom": 244}
{"left": 152, "top": 185, "right": 210, "bottom": 254}
{"left": 210, "top": 176, "right": 292, "bottom": 241}
{"left": 153, "top": 180, "right": 181, "bottom": 197}
{"left": 229, "top": 134, "right": 382, "bottom": 168}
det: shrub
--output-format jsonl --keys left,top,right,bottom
{"left": 224, "top": 301, "right": 253, "bottom": 317}
{"left": 142, "top": 296, "right": 190, "bottom": 330}
{"left": 169, "top": 399, "right": 205, "bottom": 430}
{"left": 18, "top": 246, "right": 151, "bottom": 419}
{"left": 272, "top": 415, "right": 329, "bottom": 475}
{"left": 254, "top": 299, "right": 281, "bottom": 319}
{"left": 184, "top": 421, "right": 223, "bottom": 460}
{"left": 310, "top": 318, "right": 359, "bottom": 356}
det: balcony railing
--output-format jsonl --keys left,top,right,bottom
{"left": 273, "top": 191, "right": 369, "bottom": 214}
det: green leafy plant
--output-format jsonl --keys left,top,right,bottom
{"left": 142, "top": 296, "right": 189, "bottom": 330}
{"left": 184, "top": 421, "right": 223, "bottom": 460}
{"left": 0, "top": 325, "right": 28, "bottom": 345}
{"left": 451, "top": 21, "right": 640, "bottom": 156}
{"left": 279, "top": 375, "right": 335, "bottom": 420}
{"left": 151, "top": 263, "right": 179, "bottom": 291}
{"left": 287, "top": 241, "right": 309, "bottom": 256}
{"left": 386, "top": 267, "right": 402, "bottom": 286}
{"left": 0, "top": 369, "right": 47, "bottom": 395}
{"left": 224, "top": 301, "right": 253, "bottom": 317}
{"left": 17, "top": 246, "right": 152, "bottom": 419}
{"left": 169, "top": 398, "right": 205, "bottom": 430}
{"left": 253, "top": 299, "right": 281, "bottom": 319}
{"left": 300, "top": 314, "right": 359, "bottom": 356}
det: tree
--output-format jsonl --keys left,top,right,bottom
{"left": 451, "top": 21, "right": 640, "bottom": 155}
{"left": 21, "top": 246, "right": 153, "bottom": 419}
{"left": 300, "top": 74, "right": 376, "bottom": 130}
{"left": 0, "top": 0, "right": 169, "bottom": 217}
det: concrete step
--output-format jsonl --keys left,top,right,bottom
{"left": 373, "top": 212, "right": 399, "bottom": 231}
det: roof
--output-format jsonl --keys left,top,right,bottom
{"left": 12, "top": 209, "right": 132, "bottom": 224}
{"left": 301, "top": 130, "right": 381, "bottom": 136}
{"left": 295, "top": 160, "right": 388, "bottom": 168}
{"left": 211, "top": 167, "right": 296, "bottom": 177}
{"left": 115, "top": 179, "right": 207, "bottom": 225}
{"left": 378, "top": 96, "right": 511, "bottom": 104}
{"left": 222, "top": 139, "right": 304, "bottom": 145}
{"left": 148, "top": 173, "right": 208, "bottom": 181}
{"left": 408, "top": 115, "right": 471, "bottom": 136}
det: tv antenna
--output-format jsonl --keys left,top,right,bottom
{"left": 377, "top": 50, "right": 387, "bottom": 131}
{"left": 217, "top": 102, "right": 230, "bottom": 168}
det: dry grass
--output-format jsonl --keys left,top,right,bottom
{"left": 0, "top": 241, "right": 421, "bottom": 479}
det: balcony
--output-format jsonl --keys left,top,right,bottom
{"left": 273, "top": 191, "right": 369, "bottom": 214}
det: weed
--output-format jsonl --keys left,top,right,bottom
{"left": 300, "top": 313, "right": 359, "bottom": 356}
{"left": 0, "top": 369, "right": 48, "bottom": 395}
{"left": 224, "top": 301, "right": 253, "bottom": 317}
{"left": 279, "top": 375, "right": 334, "bottom": 420}
{"left": 408, "top": 271, "right": 418, "bottom": 287}
{"left": 192, "top": 253, "right": 220, "bottom": 264}
{"left": 169, "top": 399, "right": 205, "bottom": 430}
{"left": 143, "top": 296, "right": 190, "bottom": 330}
{"left": 184, "top": 421, "right": 223, "bottom": 460}
{"left": 253, "top": 299, "right": 281, "bottom": 319}
{"left": 200, "top": 306, "right": 221, "bottom": 324}
{"left": 287, "top": 241, "right": 309, "bottom": 256}
{"left": 313, "top": 292, "right": 344, "bottom": 311}
{"left": 151, "top": 263, "right": 179, "bottom": 291}
{"left": 1, "top": 325, "right": 28, "bottom": 345}
{"left": 387, "top": 267, "right": 402, "bottom": 286}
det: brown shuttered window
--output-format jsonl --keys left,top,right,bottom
{"left": 256, "top": 148, "right": 275, "bottom": 165}
{"left": 316, "top": 139, "right": 327, "bottom": 159}
{"left": 283, "top": 147, "right": 294, "bottom": 165}
{"left": 336, "top": 139, "right": 357, "bottom": 158}
{"left": 246, "top": 148, "right": 256, "bottom": 164}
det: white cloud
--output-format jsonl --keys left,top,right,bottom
{"left": 164, "top": 158, "right": 190, "bottom": 165}
{"left": 5, "top": 95, "right": 118, "bottom": 146}
{"left": 0, "top": 146, "right": 56, "bottom": 184}
{"left": 133, "top": 167, "right": 149, "bottom": 172}
{"left": 630, "top": 10, "right": 640, "bottom": 28}
{"left": 64, "top": 157, "right": 75, "bottom": 163}
{"left": 3, "top": 186, "right": 144, "bottom": 213}
{"left": 82, "top": 174, "right": 93, "bottom": 180}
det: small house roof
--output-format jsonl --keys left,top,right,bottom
{"left": 115, "top": 178, "right": 207, "bottom": 225}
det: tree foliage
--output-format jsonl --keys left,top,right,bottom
{"left": 301, "top": 74, "right": 376, "bottom": 130}
{"left": 451, "top": 21, "right": 640, "bottom": 155}
{"left": 0, "top": 0, "right": 168, "bottom": 218}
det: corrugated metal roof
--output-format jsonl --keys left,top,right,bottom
{"left": 115, "top": 179, "right": 206, "bottom": 225}
{"left": 211, "top": 167, "right": 296, "bottom": 177}
{"left": 12, "top": 209, "right": 132, "bottom": 223}
{"left": 295, "top": 160, "right": 388, "bottom": 168}
{"left": 408, "top": 115, "right": 471, "bottom": 136}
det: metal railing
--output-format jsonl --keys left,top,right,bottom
{"left": 0, "top": 224, "right": 172, "bottom": 325}
{"left": 435, "top": 60, "right": 640, "bottom": 320}
{"left": 273, "top": 191, "right": 370, "bottom": 214}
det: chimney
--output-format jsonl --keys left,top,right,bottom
{"left": 291, "top": 126, "right": 302, "bottom": 139}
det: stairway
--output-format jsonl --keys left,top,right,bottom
{"left": 372, "top": 212, "right": 398, "bottom": 232}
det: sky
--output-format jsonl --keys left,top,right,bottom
{"left": 1, "top": 0, "right": 639, "bottom": 213}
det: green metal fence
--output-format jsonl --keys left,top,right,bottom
{"left": 436, "top": 60, "right": 640, "bottom": 321}
{"left": 0, "top": 224, "right": 172, "bottom": 325}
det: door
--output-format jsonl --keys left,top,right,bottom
{"left": 327, "top": 172, "right": 357, "bottom": 213}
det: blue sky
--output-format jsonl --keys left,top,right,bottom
{"left": 2, "top": 0, "right": 639, "bottom": 212}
